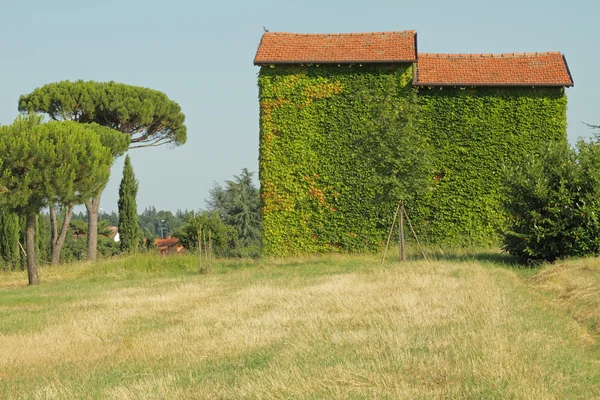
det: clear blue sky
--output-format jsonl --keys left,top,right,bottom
{"left": 1, "top": 0, "right": 598, "bottom": 213}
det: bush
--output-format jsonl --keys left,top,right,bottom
{"left": 175, "top": 211, "right": 236, "bottom": 257}
{"left": 502, "top": 139, "right": 600, "bottom": 263}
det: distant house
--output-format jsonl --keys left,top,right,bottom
{"left": 154, "top": 236, "right": 184, "bottom": 255}
{"left": 106, "top": 226, "right": 120, "bottom": 242}
{"left": 254, "top": 30, "right": 574, "bottom": 255}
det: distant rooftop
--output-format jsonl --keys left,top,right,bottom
{"left": 253, "top": 31, "right": 417, "bottom": 64}
{"left": 414, "top": 52, "right": 573, "bottom": 87}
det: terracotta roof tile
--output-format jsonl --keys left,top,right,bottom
{"left": 254, "top": 31, "right": 417, "bottom": 64}
{"left": 415, "top": 52, "right": 573, "bottom": 87}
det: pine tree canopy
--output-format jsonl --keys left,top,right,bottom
{"left": 0, "top": 116, "right": 114, "bottom": 214}
{"left": 18, "top": 80, "right": 186, "bottom": 148}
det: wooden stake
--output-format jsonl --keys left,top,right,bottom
{"left": 399, "top": 201, "right": 406, "bottom": 262}
{"left": 198, "top": 228, "right": 203, "bottom": 273}
{"left": 18, "top": 241, "right": 27, "bottom": 258}
{"left": 382, "top": 200, "right": 401, "bottom": 265}
{"left": 208, "top": 230, "right": 212, "bottom": 271}
{"left": 203, "top": 231, "right": 208, "bottom": 264}
{"left": 403, "top": 207, "right": 429, "bottom": 261}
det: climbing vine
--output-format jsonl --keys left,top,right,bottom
{"left": 413, "top": 86, "right": 567, "bottom": 246}
{"left": 258, "top": 64, "right": 567, "bottom": 255}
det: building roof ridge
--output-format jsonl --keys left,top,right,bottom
{"left": 419, "top": 51, "right": 563, "bottom": 58}
{"left": 264, "top": 30, "right": 416, "bottom": 37}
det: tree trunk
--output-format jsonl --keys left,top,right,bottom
{"left": 49, "top": 204, "right": 74, "bottom": 265}
{"left": 26, "top": 212, "right": 39, "bottom": 285}
{"left": 398, "top": 201, "right": 406, "bottom": 262}
{"left": 85, "top": 191, "right": 102, "bottom": 261}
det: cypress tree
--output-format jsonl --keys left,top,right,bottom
{"left": 118, "top": 155, "right": 143, "bottom": 253}
{"left": 0, "top": 211, "right": 21, "bottom": 270}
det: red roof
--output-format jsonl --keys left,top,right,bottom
{"left": 155, "top": 237, "right": 180, "bottom": 250}
{"left": 415, "top": 52, "right": 573, "bottom": 87}
{"left": 254, "top": 31, "right": 417, "bottom": 64}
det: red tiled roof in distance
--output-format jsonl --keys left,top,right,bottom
{"left": 414, "top": 52, "right": 573, "bottom": 87}
{"left": 155, "top": 237, "right": 179, "bottom": 249}
{"left": 254, "top": 31, "right": 417, "bottom": 65}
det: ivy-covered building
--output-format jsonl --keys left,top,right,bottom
{"left": 254, "top": 31, "right": 574, "bottom": 255}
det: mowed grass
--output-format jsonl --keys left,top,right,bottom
{"left": 1, "top": 252, "right": 599, "bottom": 399}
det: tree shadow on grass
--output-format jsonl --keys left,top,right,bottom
{"left": 424, "top": 249, "right": 524, "bottom": 268}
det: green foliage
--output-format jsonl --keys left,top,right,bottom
{"left": 207, "top": 168, "right": 261, "bottom": 256}
{"left": 259, "top": 64, "right": 416, "bottom": 255}
{"left": 18, "top": 80, "right": 187, "bottom": 148}
{"left": 144, "top": 229, "right": 156, "bottom": 251}
{"left": 97, "top": 225, "right": 121, "bottom": 258}
{"left": 502, "top": 139, "right": 600, "bottom": 263}
{"left": 414, "top": 87, "right": 568, "bottom": 246}
{"left": 0, "top": 117, "right": 115, "bottom": 277}
{"left": 61, "top": 219, "right": 119, "bottom": 261}
{"left": 139, "top": 206, "right": 183, "bottom": 238}
{"left": 71, "top": 211, "right": 120, "bottom": 226}
{"left": 118, "top": 155, "right": 143, "bottom": 253}
{"left": 0, "top": 117, "right": 113, "bottom": 212}
{"left": 0, "top": 211, "right": 20, "bottom": 270}
{"left": 258, "top": 64, "right": 568, "bottom": 255}
{"left": 85, "top": 123, "right": 131, "bottom": 158}
{"left": 69, "top": 219, "right": 88, "bottom": 238}
{"left": 33, "top": 213, "right": 51, "bottom": 265}
{"left": 63, "top": 219, "right": 88, "bottom": 261}
{"left": 176, "top": 211, "right": 236, "bottom": 256}
{"left": 359, "top": 85, "right": 433, "bottom": 205}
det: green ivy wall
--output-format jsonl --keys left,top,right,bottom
{"left": 413, "top": 87, "right": 567, "bottom": 246}
{"left": 258, "top": 64, "right": 568, "bottom": 255}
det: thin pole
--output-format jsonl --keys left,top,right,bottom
{"left": 203, "top": 231, "right": 208, "bottom": 264}
{"left": 382, "top": 200, "right": 401, "bottom": 265}
{"left": 18, "top": 241, "right": 27, "bottom": 257}
{"left": 399, "top": 201, "right": 406, "bottom": 262}
{"left": 403, "top": 207, "right": 429, "bottom": 261}
{"left": 198, "top": 228, "right": 203, "bottom": 273}
{"left": 208, "top": 230, "right": 212, "bottom": 271}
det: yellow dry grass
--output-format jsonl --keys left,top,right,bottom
{"left": 0, "top": 253, "right": 599, "bottom": 399}
{"left": 530, "top": 257, "right": 600, "bottom": 337}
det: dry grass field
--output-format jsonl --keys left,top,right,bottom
{"left": 1, "top": 252, "right": 599, "bottom": 399}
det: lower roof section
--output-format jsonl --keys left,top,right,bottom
{"left": 414, "top": 52, "right": 573, "bottom": 87}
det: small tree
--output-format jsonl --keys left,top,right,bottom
{"left": 118, "top": 155, "right": 143, "bottom": 253}
{"left": 0, "top": 117, "right": 112, "bottom": 284}
{"left": 207, "top": 168, "right": 261, "bottom": 256}
{"left": 176, "top": 211, "right": 235, "bottom": 256}
{"left": 144, "top": 229, "right": 156, "bottom": 251}
{"left": 360, "top": 83, "right": 433, "bottom": 261}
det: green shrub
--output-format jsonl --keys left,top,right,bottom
{"left": 502, "top": 139, "right": 600, "bottom": 263}
{"left": 176, "top": 211, "right": 236, "bottom": 257}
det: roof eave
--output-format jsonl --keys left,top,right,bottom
{"left": 414, "top": 82, "right": 574, "bottom": 88}
{"left": 562, "top": 54, "right": 575, "bottom": 87}
{"left": 253, "top": 59, "right": 417, "bottom": 66}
